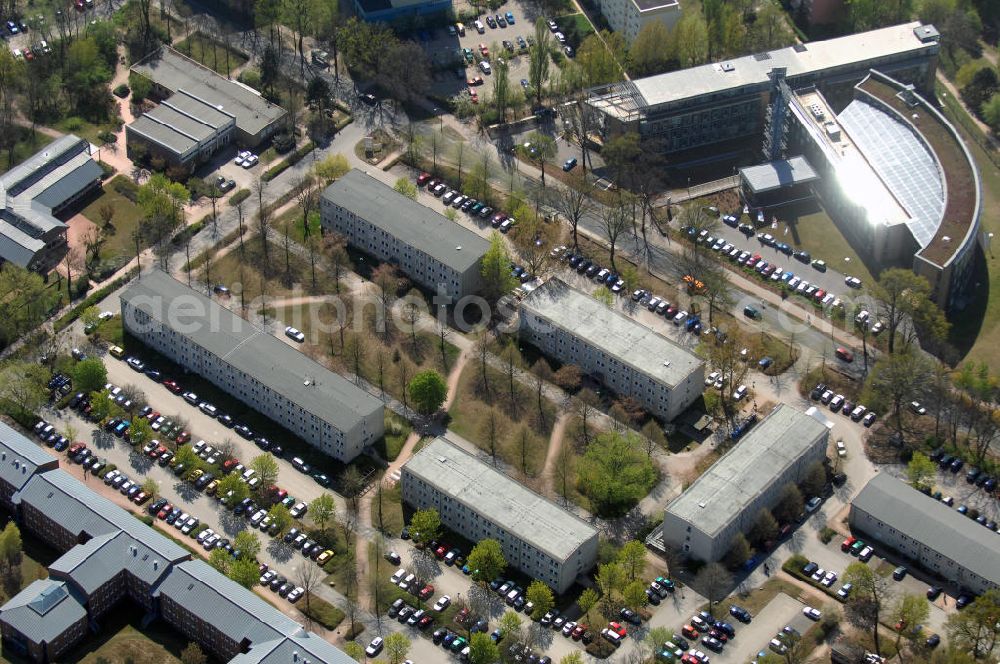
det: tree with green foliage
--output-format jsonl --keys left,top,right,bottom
{"left": 208, "top": 548, "right": 231, "bottom": 574}
{"left": 499, "top": 609, "right": 522, "bottom": 639}
{"left": 128, "top": 71, "right": 152, "bottom": 103}
{"left": 73, "top": 358, "right": 108, "bottom": 394}
{"left": 748, "top": 508, "right": 778, "bottom": 548}
{"left": 946, "top": 589, "right": 1000, "bottom": 659}
{"left": 468, "top": 538, "right": 507, "bottom": 583}
{"left": 409, "top": 508, "right": 441, "bottom": 545}
{"left": 309, "top": 493, "right": 337, "bottom": 531}
{"left": 383, "top": 632, "right": 410, "bottom": 664}
{"left": 228, "top": 557, "right": 260, "bottom": 588}
{"left": 408, "top": 370, "right": 448, "bottom": 415}
{"left": 268, "top": 503, "right": 293, "bottom": 534}
{"left": 249, "top": 453, "right": 279, "bottom": 488}
{"left": 0, "top": 266, "right": 50, "bottom": 348}
{"left": 800, "top": 461, "right": 827, "bottom": 498}
{"left": 907, "top": 452, "right": 937, "bottom": 491}
{"left": 773, "top": 483, "right": 804, "bottom": 524}
{"left": 234, "top": 530, "right": 261, "bottom": 561}
{"left": 577, "top": 431, "right": 657, "bottom": 516}
{"left": 343, "top": 641, "right": 365, "bottom": 662}
{"left": 492, "top": 51, "right": 512, "bottom": 124}
{"left": 982, "top": 92, "right": 1000, "bottom": 132}
{"left": 481, "top": 231, "right": 518, "bottom": 305}
{"left": 596, "top": 562, "right": 626, "bottom": 614}
{"left": 217, "top": 473, "right": 249, "bottom": 506}
{"left": 578, "top": 587, "right": 599, "bottom": 620}
{"left": 140, "top": 477, "right": 159, "bottom": 499}
{"left": 843, "top": 561, "right": 893, "bottom": 654}
{"left": 314, "top": 153, "right": 351, "bottom": 184}
{"left": 0, "top": 522, "right": 22, "bottom": 573}
{"left": 127, "top": 417, "right": 154, "bottom": 447}
{"left": 723, "top": 533, "right": 751, "bottom": 569}
{"left": 394, "top": 177, "right": 418, "bottom": 199}
{"left": 889, "top": 593, "right": 930, "bottom": 653}
{"left": 623, "top": 579, "right": 648, "bottom": 610}
{"left": 526, "top": 580, "right": 554, "bottom": 620}
{"left": 138, "top": 174, "right": 189, "bottom": 263}
{"left": 180, "top": 642, "right": 207, "bottom": 664}
{"left": 468, "top": 632, "right": 500, "bottom": 664}
{"left": 872, "top": 268, "right": 949, "bottom": 355}
{"left": 847, "top": 0, "right": 913, "bottom": 30}
{"left": 576, "top": 31, "right": 626, "bottom": 87}
{"left": 630, "top": 20, "right": 672, "bottom": 76}
{"left": 671, "top": 11, "right": 709, "bottom": 68}
{"left": 559, "top": 653, "right": 584, "bottom": 664}
{"left": 617, "top": 540, "right": 646, "bottom": 581}
{"left": 528, "top": 18, "right": 551, "bottom": 107}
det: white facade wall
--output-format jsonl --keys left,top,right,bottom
{"left": 519, "top": 309, "right": 702, "bottom": 422}
{"left": 400, "top": 469, "right": 598, "bottom": 593}
{"left": 320, "top": 197, "right": 482, "bottom": 301}
{"left": 598, "top": 0, "right": 681, "bottom": 43}
{"left": 848, "top": 507, "right": 997, "bottom": 595}
{"left": 121, "top": 302, "right": 379, "bottom": 461}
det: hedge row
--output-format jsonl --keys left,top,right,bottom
{"left": 229, "top": 188, "right": 251, "bottom": 206}
{"left": 112, "top": 176, "right": 140, "bottom": 203}
{"left": 53, "top": 268, "right": 139, "bottom": 332}
{"left": 261, "top": 141, "right": 315, "bottom": 183}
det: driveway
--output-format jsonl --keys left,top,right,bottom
{"left": 719, "top": 593, "right": 812, "bottom": 664}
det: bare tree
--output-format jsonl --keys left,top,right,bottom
{"left": 548, "top": 177, "right": 593, "bottom": 249}
{"left": 600, "top": 201, "right": 630, "bottom": 272}
{"left": 253, "top": 177, "right": 270, "bottom": 262}
{"left": 297, "top": 562, "right": 321, "bottom": 613}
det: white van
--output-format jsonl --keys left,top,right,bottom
{"left": 391, "top": 568, "right": 406, "bottom": 584}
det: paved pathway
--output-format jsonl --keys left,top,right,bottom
{"left": 539, "top": 411, "right": 569, "bottom": 499}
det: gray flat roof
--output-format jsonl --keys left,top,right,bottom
{"left": 128, "top": 114, "right": 199, "bottom": 156}
{"left": 520, "top": 278, "right": 703, "bottom": 388}
{"left": 852, "top": 473, "right": 1000, "bottom": 587}
{"left": 157, "top": 560, "right": 300, "bottom": 645}
{"left": 666, "top": 405, "right": 828, "bottom": 537}
{"left": 0, "top": 421, "right": 58, "bottom": 493}
{"left": 120, "top": 270, "right": 383, "bottom": 434}
{"left": 740, "top": 156, "right": 819, "bottom": 194}
{"left": 0, "top": 135, "right": 100, "bottom": 267}
{"left": 131, "top": 47, "right": 285, "bottom": 138}
{"left": 16, "top": 469, "right": 190, "bottom": 563}
{"left": 0, "top": 579, "right": 86, "bottom": 645}
{"left": 322, "top": 169, "right": 491, "bottom": 275}
{"left": 403, "top": 436, "right": 598, "bottom": 563}
{"left": 633, "top": 22, "right": 934, "bottom": 110}
{"left": 230, "top": 633, "right": 359, "bottom": 664}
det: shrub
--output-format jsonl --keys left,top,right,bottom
{"left": 229, "top": 189, "right": 251, "bottom": 206}
{"left": 112, "top": 177, "right": 140, "bottom": 203}
{"left": 819, "top": 527, "right": 836, "bottom": 544}
{"left": 113, "top": 83, "right": 129, "bottom": 98}
{"left": 261, "top": 142, "right": 315, "bottom": 182}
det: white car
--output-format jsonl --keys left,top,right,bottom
{"left": 260, "top": 570, "right": 277, "bottom": 586}
{"left": 285, "top": 326, "right": 305, "bottom": 342}
{"left": 733, "top": 385, "right": 748, "bottom": 401}
{"left": 811, "top": 567, "right": 825, "bottom": 582}
{"left": 234, "top": 150, "right": 251, "bottom": 166}
{"left": 836, "top": 440, "right": 847, "bottom": 458}
{"left": 673, "top": 310, "right": 688, "bottom": 324}
{"left": 705, "top": 371, "right": 721, "bottom": 387}
{"left": 829, "top": 394, "right": 845, "bottom": 410}
{"left": 290, "top": 502, "right": 307, "bottom": 518}
{"left": 803, "top": 606, "right": 822, "bottom": 621}
{"left": 365, "top": 637, "right": 384, "bottom": 657}
{"left": 242, "top": 154, "right": 259, "bottom": 168}
{"left": 433, "top": 595, "right": 451, "bottom": 611}
{"left": 821, "top": 571, "right": 838, "bottom": 587}
{"left": 479, "top": 61, "right": 492, "bottom": 75}
{"left": 806, "top": 496, "right": 822, "bottom": 513}
{"left": 287, "top": 586, "right": 305, "bottom": 603}
{"left": 197, "top": 528, "right": 215, "bottom": 543}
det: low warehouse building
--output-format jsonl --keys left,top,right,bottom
{"left": 850, "top": 473, "right": 1000, "bottom": 595}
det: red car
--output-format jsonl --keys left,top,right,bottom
{"left": 435, "top": 545, "right": 448, "bottom": 559}
{"left": 456, "top": 608, "right": 470, "bottom": 624}
{"left": 68, "top": 443, "right": 86, "bottom": 455}
{"left": 418, "top": 614, "right": 433, "bottom": 629}
{"left": 175, "top": 431, "right": 190, "bottom": 444}
{"left": 418, "top": 584, "right": 434, "bottom": 600}
{"left": 467, "top": 75, "right": 483, "bottom": 86}
{"left": 163, "top": 380, "right": 181, "bottom": 393}
{"left": 416, "top": 172, "right": 431, "bottom": 186}
{"left": 681, "top": 624, "right": 699, "bottom": 639}
{"left": 572, "top": 624, "right": 587, "bottom": 640}
{"left": 835, "top": 346, "right": 854, "bottom": 363}
{"left": 145, "top": 410, "right": 160, "bottom": 421}
{"left": 478, "top": 43, "right": 489, "bottom": 57}
{"left": 608, "top": 622, "right": 627, "bottom": 638}
{"left": 157, "top": 503, "right": 173, "bottom": 519}
{"left": 841, "top": 536, "right": 857, "bottom": 552}
{"left": 132, "top": 491, "right": 149, "bottom": 505}
{"left": 148, "top": 445, "right": 166, "bottom": 459}
{"left": 74, "top": 0, "right": 85, "bottom": 9}
{"left": 814, "top": 289, "right": 826, "bottom": 301}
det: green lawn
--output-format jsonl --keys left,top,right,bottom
{"left": 935, "top": 84, "right": 1000, "bottom": 365}
{"left": 80, "top": 176, "right": 146, "bottom": 273}
{"left": 0, "top": 127, "right": 53, "bottom": 171}
{"left": 554, "top": 13, "right": 595, "bottom": 48}
{"left": 174, "top": 32, "right": 248, "bottom": 76}
{"left": 375, "top": 412, "right": 412, "bottom": 462}
{"left": 52, "top": 116, "right": 120, "bottom": 147}
{"left": 370, "top": 482, "right": 404, "bottom": 535}
{"left": 768, "top": 200, "right": 878, "bottom": 289}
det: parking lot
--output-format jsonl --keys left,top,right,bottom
{"left": 720, "top": 593, "right": 812, "bottom": 664}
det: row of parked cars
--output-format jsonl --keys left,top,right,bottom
{"left": 415, "top": 172, "right": 497, "bottom": 224}
{"left": 682, "top": 224, "right": 855, "bottom": 312}
{"left": 677, "top": 609, "right": 738, "bottom": 657}
{"left": 810, "top": 382, "right": 877, "bottom": 427}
